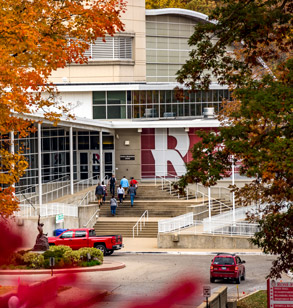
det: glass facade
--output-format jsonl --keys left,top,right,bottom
{"left": 9, "top": 128, "right": 114, "bottom": 192}
{"left": 93, "top": 89, "right": 230, "bottom": 120}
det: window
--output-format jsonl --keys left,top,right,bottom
{"left": 89, "top": 230, "right": 96, "bottom": 237}
{"left": 84, "top": 36, "right": 133, "bottom": 60}
{"left": 75, "top": 231, "right": 86, "bottom": 238}
{"left": 60, "top": 231, "right": 74, "bottom": 238}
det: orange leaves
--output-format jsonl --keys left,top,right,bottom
{"left": 0, "top": 0, "right": 126, "bottom": 218}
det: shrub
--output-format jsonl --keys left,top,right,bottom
{"left": 63, "top": 250, "right": 81, "bottom": 267}
{"left": 23, "top": 252, "right": 44, "bottom": 269}
{"left": 78, "top": 247, "right": 103, "bottom": 263}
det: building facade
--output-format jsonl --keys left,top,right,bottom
{"left": 15, "top": 1, "right": 230, "bottom": 193}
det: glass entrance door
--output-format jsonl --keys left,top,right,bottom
{"left": 79, "top": 151, "right": 114, "bottom": 180}
{"left": 104, "top": 151, "right": 114, "bottom": 179}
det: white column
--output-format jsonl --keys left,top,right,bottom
{"left": 99, "top": 131, "right": 103, "bottom": 181}
{"left": 69, "top": 127, "right": 74, "bottom": 195}
{"left": 38, "top": 123, "right": 42, "bottom": 206}
{"left": 9, "top": 131, "right": 15, "bottom": 190}
{"left": 232, "top": 155, "right": 236, "bottom": 223}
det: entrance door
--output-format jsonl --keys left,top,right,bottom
{"left": 104, "top": 151, "right": 114, "bottom": 179}
{"left": 78, "top": 151, "right": 114, "bottom": 180}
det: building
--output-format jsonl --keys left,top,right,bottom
{"left": 13, "top": 1, "right": 230, "bottom": 196}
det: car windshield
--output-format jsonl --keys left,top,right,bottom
{"left": 89, "top": 229, "right": 96, "bottom": 237}
{"left": 213, "top": 257, "right": 235, "bottom": 265}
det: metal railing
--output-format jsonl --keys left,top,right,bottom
{"left": 77, "top": 190, "right": 96, "bottom": 207}
{"left": 158, "top": 212, "right": 194, "bottom": 233}
{"left": 133, "top": 210, "right": 149, "bottom": 238}
{"left": 196, "top": 183, "right": 232, "bottom": 202}
{"left": 194, "top": 220, "right": 259, "bottom": 237}
{"left": 83, "top": 208, "right": 100, "bottom": 228}
{"left": 18, "top": 175, "right": 107, "bottom": 206}
{"left": 15, "top": 203, "right": 78, "bottom": 218}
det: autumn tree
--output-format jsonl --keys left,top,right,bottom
{"left": 0, "top": 0, "right": 126, "bottom": 219}
{"left": 146, "top": 0, "right": 216, "bottom": 14}
{"left": 177, "top": 0, "right": 292, "bottom": 278}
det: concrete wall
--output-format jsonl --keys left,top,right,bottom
{"left": 78, "top": 204, "right": 99, "bottom": 228}
{"left": 49, "top": 0, "right": 146, "bottom": 84}
{"left": 115, "top": 128, "right": 141, "bottom": 181}
{"left": 197, "top": 287, "right": 227, "bottom": 308}
{"left": 157, "top": 233, "right": 257, "bottom": 250}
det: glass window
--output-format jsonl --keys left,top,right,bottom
{"left": 93, "top": 92, "right": 106, "bottom": 105}
{"left": 107, "top": 91, "right": 126, "bottom": 105}
{"left": 90, "top": 136, "right": 99, "bottom": 150}
{"left": 93, "top": 106, "right": 106, "bottom": 119}
{"left": 60, "top": 231, "right": 74, "bottom": 238}
{"left": 89, "top": 229, "right": 96, "bottom": 237}
{"left": 75, "top": 231, "right": 86, "bottom": 238}
{"left": 78, "top": 135, "right": 89, "bottom": 150}
{"left": 108, "top": 106, "right": 126, "bottom": 119}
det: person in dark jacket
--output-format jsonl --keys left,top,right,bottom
{"left": 95, "top": 182, "right": 104, "bottom": 207}
{"left": 128, "top": 184, "right": 136, "bottom": 207}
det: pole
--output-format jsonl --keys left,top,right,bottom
{"left": 99, "top": 130, "right": 103, "bottom": 181}
{"left": 69, "top": 126, "right": 74, "bottom": 195}
{"left": 38, "top": 123, "right": 42, "bottom": 207}
{"left": 206, "top": 296, "right": 209, "bottom": 308}
{"left": 232, "top": 155, "right": 235, "bottom": 224}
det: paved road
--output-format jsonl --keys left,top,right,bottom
{"left": 1, "top": 253, "right": 289, "bottom": 307}
{"left": 82, "top": 253, "right": 289, "bottom": 307}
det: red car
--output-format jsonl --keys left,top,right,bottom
{"left": 210, "top": 253, "right": 246, "bottom": 284}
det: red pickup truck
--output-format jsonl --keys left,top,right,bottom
{"left": 48, "top": 228, "right": 123, "bottom": 256}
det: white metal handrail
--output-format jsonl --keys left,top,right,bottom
{"left": 132, "top": 210, "right": 149, "bottom": 238}
{"left": 158, "top": 212, "right": 194, "bottom": 233}
{"left": 84, "top": 208, "right": 100, "bottom": 228}
{"left": 194, "top": 220, "right": 259, "bottom": 236}
{"left": 196, "top": 183, "right": 232, "bottom": 202}
{"left": 15, "top": 203, "right": 78, "bottom": 217}
{"left": 18, "top": 174, "right": 104, "bottom": 205}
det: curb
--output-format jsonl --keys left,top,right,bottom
{"left": 118, "top": 251, "right": 265, "bottom": 256}
{"left": 0, "top": 261, "right": 125, "bottom": 275}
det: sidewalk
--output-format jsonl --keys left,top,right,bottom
{"left": 120, "top": 237, "right": 264, "bottom": 255}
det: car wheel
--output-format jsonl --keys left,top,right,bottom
{"left": 241, "top": 271, "right": 245, "bottom": 281}
{"left": 106, "top": 250, "right": 114, "bottom": 256}
{"left": 210, "top": 277, "right": 215, "bottom": 283}
{"left": 49, "top": 243, "right": 55, "bottom": 246}
{"left": 95, "top": 244, "right": 106, "bottom": 255}
{"left": 235, "top": 276, "right": 241, "bottom": 284}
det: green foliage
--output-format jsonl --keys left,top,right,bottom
{"left": 2, "top": 245, "right": 103, "bottom": 269}
{"left": 23, "top": 252, "right": 44, "bottom": 269}
{"left": 250, "top": 207, "right": 293, "bottom": 279}
{"left": 78, "top": 247, "right": 104, "bottom": 263}
{"left": 176, "top": 0, "right": 292, "bottom": 278}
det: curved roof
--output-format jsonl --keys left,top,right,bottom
{"left": 146, "top": 8, "right": 211, "bottom": 23}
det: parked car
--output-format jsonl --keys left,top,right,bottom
{"left": 210, "top": 253, "right": 246, "bottom": 284}
{"left": 48, "top": 228, "right": 123, "bottom": 256}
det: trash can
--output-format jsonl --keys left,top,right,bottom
{"left": 53, "top": 229, "right": 68, "bottom": 236}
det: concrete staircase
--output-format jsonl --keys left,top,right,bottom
{"left": 93, "top": 184, "right": 240, "bottom": 238}
{"left": 93, "top": 184, "right": 200, "bottom": 238}
{"left": 94, "top": 220, "right": 158, "bottom": 238}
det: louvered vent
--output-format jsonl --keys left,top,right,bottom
{"left": 85, "top": 36, "right": 133, "bottom": 60}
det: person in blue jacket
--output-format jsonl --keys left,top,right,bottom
{"left": 120, "top": 176, "right": 129, "bottom": 199}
